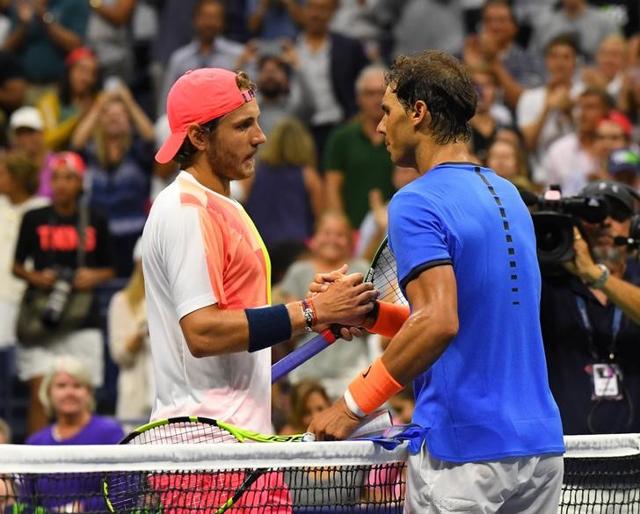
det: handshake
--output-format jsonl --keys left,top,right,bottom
{"left": 303, "top": 264, "right": 378, "bottom": 340}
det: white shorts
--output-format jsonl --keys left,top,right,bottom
{"left": 16, "top": 328, "right": 104, "bottom": 387}
{"left": 404, "top": 443, "right": 564, "bottom": 514}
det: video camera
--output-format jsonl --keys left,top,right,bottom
{"left": 521, "top": 187, "right": 609, "bottom": 269}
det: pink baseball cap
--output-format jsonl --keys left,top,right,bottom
{"left": 51, "top": 151, "right": 86, "bottom": 177}
{"left": 155, "top": 68, "right": 256, "bottom": 164}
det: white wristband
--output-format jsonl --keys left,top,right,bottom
{"left": 344, "top": 389, "right": 366, "bottom": 419}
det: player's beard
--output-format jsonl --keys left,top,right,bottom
{"left": 205, "top": 133, "right": 254, "bottom": 181}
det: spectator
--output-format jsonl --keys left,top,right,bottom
{"left": 530, "top": 0, "right": 620, "bottom": 62}
{"left": 255, "top": 53, "right": 296, "bottom": 138}
{"left": 158, "top": 0, "right": 245, "bottom": 115}
{"left": 71, "top": 84, "right": 154, "bottom": 277}
{"left": 0, "top": 418, "right": 10, "bottom": 443}
{"left": 486, "top": 138, "right": 536, "bottom": 193}
{"left": 2, "top": 0, "right": 90, "bottom": 87}
{"left": 618, "top": 63, "right": 640, "bottom": 133}
{"left": 517, "top": 34, "right": 583, "bottom": 184}
{"left": 469, "top": 65, "right": 513, "bottom": 163}
{"left": 593, "top": 111, "right": 635, "bottom": 179}
{"left": 150, "top": 114, "right": 179, "bottom": 201}
{"left": 279, "top": 211, "right": 370, "bottom": 398}
{"left": 543, "top": 88, "right": 611, "bottom": 195}
{"left": 13, "top": 152, "right": 115, "bottom": 434}
{"left": 581, "top": 34, "right": 628, "bottom": 99}
{"left": 325, "top": 65, "right": 392, "bottom": 229}
{"left": 293, "top": 0, "right": 369, "bottom": 161}
{"left": 22, "top": 356, "right": 123, "bottom": 511}
{"left": 463, "top": 0, "right": 542, "bottom": 109}
{"left": 0, "top": 51, "right": 27, "bottom": 149}
{"left": 108, "top": 240, "right": 152, "bottom": 421}
{"left": 355, "top": 165, "right": 419, "bottom": 262}
{"left": 86, "top": 0, "right": 136, "bottom": 82}
{"left": 375, "top": 0, "right": 464, "bottom": 59}
{"left": 0, "top": 152, "right": 48, "bottom": 397}
{"left": 28, "top": 355, "right": 123, "bottom": 444}
{"left": 36, "top": 47, "right": 101, "bottom": 151}
{"left": 388, "top": 384, "right": 414, "bottom": 426}
{"left": 279, "top": 379, "right": 330, "bottom": 435}
{"left": 607, "top": 148, "right": 640, "bottom": 190}
{"left": 542, "top": 180, "right": 640, "bottom": 434}
{"left": 329, "top": 0, "right": 381, "bottom": 61}
{"left": 245, "top": 117, "right": 323, "bottom": 251}
{"left": 8, "top": 106, "right": 55, "bottom": 198}
{"left": 246, "top": 0, "right": 301, "bottom": 40}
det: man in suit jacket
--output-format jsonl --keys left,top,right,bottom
{"left": 292, "top": 0, "right": 369, "bottom": 167}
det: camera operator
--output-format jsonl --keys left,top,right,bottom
{"left": 541, "top": 180, "right": 640, "bottom": 435}
{"left": 12, "top": 152, "right": 115, "bottom": 435}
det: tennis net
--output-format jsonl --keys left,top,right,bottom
{"left": 1, "top": 434, "right": 639, "bottom": 513}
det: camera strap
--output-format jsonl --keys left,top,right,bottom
{"left": 46, "top": 202, "right": 89, "bottom": 269}
{"left": 575, "top": 296, "right": 622, "bottom": 362}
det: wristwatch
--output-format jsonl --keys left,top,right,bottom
{"left": 589, "top": 264, "right": 610, "bottom": 290}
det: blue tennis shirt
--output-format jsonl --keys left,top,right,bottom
{"left": 388, "top": 163, "right": 565, "bottom": 463}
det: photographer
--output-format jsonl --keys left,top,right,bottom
{"left": 541, "top": 180, "right": 640, "bottom": 435}
{"left": 12, "top": 152, "right": 114, "bottom": 435}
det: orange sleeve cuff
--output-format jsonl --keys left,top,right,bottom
{"left": 346, "top": 357, "right": 403, "bottom": 417}
{"left": 370, "top": 302, "right": 410, "bottom": 338}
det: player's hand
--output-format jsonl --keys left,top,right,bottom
{"left": 307, "top": 397, "right": 361, "bottom": 441}
{"left": 313, "top": 272, "right": 377, "bottom": 326}
{"left": 307, "top": 264, "right": 348, "bottom": 296}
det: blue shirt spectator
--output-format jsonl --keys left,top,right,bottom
{"left": 3, "top": 0, "right": 89, "bottom": 84}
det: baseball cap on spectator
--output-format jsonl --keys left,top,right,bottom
{"left": 608, "top": 149, "right": 640, "bottom": 176}
{"left": 581, "top": 180, "right": 639, "bottom": 220}
{"left": 65, "top": 47, "right": 96, "bottom": 67}
{"left": 51, "top": 151, "right": 86, "bottom": 177}
{"left": 155, "top": 68, "right": 257, "bottom": 164}
{"left": 9, "top": 107, "right": 44, "bottom": 131}
{"left": 599, "top": 111, "right": 633, "bottom": 139}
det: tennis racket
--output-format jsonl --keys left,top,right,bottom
{"left": 103, "top": 416, "right": 312, "bottom": 514}
{"left": 271, "top": 236, "right": 406, "bottom": 383}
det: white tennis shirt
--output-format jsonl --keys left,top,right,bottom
{"left": 141, "top": 172, "right": 272, "bottom": 433}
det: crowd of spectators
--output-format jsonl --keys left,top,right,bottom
{"left": 0, "top": 0, "right": 640, "bottom": 444}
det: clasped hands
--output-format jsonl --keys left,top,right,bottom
{"left": 305, "top": 265, "right": 376, "bottom": 340}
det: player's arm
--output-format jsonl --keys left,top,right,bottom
{"left": 179, "top": 274, "right": 377, "bottom": 358}
{"left": 307, "top": 264, "right": 458, "bottom": 440}
{"left": 377, "top": 265, "right": 458, "bottom": 384}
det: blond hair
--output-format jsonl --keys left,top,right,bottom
{"left": 95, "top": 98, "right": 132, "bottom": 169}
{"left": 260, "top": 117, "right": 316, "bottom": 168}
{"left": 123, "top": 262, "right": 145, "bottom": 310}
{"left": 39, "top": 356, "right": 95, "bottom": 418}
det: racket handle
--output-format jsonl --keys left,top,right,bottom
{"left": 271, "top": 328, "right": 338, "bottom": 384}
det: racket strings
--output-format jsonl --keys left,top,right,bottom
{"left": 128, "top": 422, "right": 239, "bottom": 445}
{"left": 368, "top": 243, "right": 408, "bottom": 306}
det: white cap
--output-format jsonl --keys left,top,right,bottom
{"left": 9, "top": 106, "right": 44, "bottom": 131}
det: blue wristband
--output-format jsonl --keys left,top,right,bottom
{"left": 245, "top": 304, "right": 292, "bottom": 353}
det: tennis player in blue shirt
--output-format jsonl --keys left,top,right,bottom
{"left": 308, "top": 50, "right": 565, "bottom": 513}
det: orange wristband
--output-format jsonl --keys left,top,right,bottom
{"left": 345, "top": 357, "right": 403, "bottom": 417}
{"left": 370, "top": 302, "right": 410, "bottom": 338}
